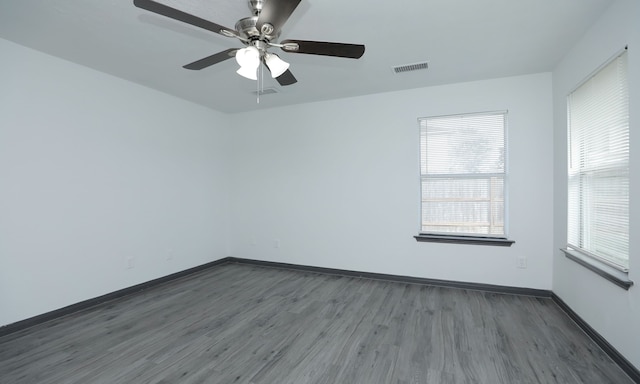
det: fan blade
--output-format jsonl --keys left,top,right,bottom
{"left": 256, "top": 0, "right": 301, "bottom": 35}
{"left": 183, "top": 49, "right": 238, "bottom": 70}
{"left": 275, "top": 69, "right": 297, "bottom": 86}
{"left": 280, "top": 40, "right": 365, "bottom": 59}
{"left": 133, "top": 0, "right": 233, "bottom": 36}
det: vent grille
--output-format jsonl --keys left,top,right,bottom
{"left": 251, "top": 88, "right": 278, "bottom": 95}
{"left": 392, "top": 61, "right": 429, "bottom": 74}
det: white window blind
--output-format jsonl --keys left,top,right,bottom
{"left": 567, "top": 50, "right": 629, "bottom": 271}
{"left": 419, "top": 111, "right": 507, "bottom": 237}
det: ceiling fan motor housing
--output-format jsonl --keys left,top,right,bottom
{"left": 235, "top": 16, "right": 279, "bottom": 42}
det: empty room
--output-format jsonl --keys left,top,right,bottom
{"left": 1, "top": 0, "right": 639, "bottom": 383}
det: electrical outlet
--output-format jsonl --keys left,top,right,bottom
{"left": 274, "top": 239, "right": 280, "bottom": 248}
{"left": 125, "top": 256, "right": 135, "bottom": 269}
{"left": 516, "top": 256, "right": 527, "bottom": 269}
{"left": 166, "top": 248, "right": 174, "bottom": 261}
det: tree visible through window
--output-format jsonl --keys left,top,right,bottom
{"left": 419, "top": 111, "right": 507, "bottom": 237}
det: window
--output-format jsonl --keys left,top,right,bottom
{"left": 567, "top": 49, "right": 629, "bottom": 271}
{"left": 418, "top": 111, "right": 507, "bottom": 239}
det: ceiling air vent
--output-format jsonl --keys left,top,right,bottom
{"left": 251, "top": 88, "right": 278, "bottom": 96}
{"left": 392, "top": 61, "right": 429, "bottom": 74}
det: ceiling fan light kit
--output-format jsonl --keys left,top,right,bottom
{"left": 132, "top": 0, "right": 365, "bottom": 87}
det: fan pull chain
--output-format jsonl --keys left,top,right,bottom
{"left": 256, "top": 62, "right": 264, "bottom": 104}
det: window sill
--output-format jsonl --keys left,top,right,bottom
{"left": 561, "top": 248, "right": 633, "bottom": 290}
{"left": 414, "top": 234, "right": 515, "bottom": 247}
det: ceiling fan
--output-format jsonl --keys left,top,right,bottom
{"left": 133, "top": 0, "right": 366, "bottom": 86}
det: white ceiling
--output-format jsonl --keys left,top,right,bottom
{"left": 0, "top": 0, "right": 612, "bottom": 113}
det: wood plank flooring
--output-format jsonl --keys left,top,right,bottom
{"left": 0, "top": 263, "right": 633, "bottom": 384}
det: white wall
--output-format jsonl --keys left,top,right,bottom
{"left": 229, "top": 73, "right": 554, "bottom": 290}
{"left": 552, "top": 0, "right": 640, "bottom": 369}
{"left": 0, "top": 39, "right": 231, "bottom": 326}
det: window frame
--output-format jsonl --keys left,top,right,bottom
{"left": 562, "top": 47, "right": 632, "bottom": 288}
{"left": 415, "top": 110, "right": 513, "bottom": 246}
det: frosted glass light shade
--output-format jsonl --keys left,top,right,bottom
{"left": 235, "top": 46, "right": 260, "bottom": 80}
{"left": 235, "top": 46, "right": 260, "bottom": 68}
{"left": 264, "top": 53, "right": 289, "bottom": 78}
{"left": 236, "top": 65, "right": 258, "bottom": 80}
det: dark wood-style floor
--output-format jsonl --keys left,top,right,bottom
{"left": 0, "top": 263, "right": 633, "bottom": 384}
